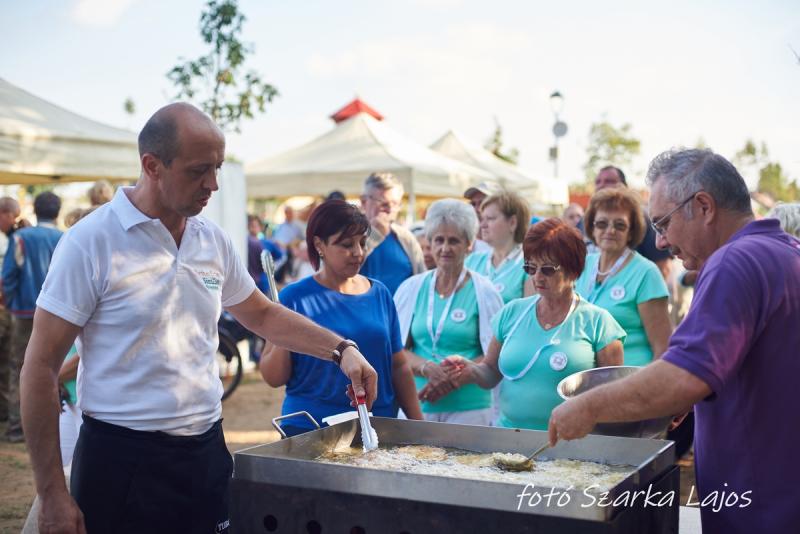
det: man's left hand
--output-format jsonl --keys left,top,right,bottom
{"left": 340, "top": 347, "right": 378, "bottom": 408}
{"left": 547, "top": 395, "right": 597, "bottom": 447}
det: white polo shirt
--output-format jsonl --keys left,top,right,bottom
{"left": 37, "top": 188, "right": 255, "bottom": 435}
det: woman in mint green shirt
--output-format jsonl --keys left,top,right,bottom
{"left": 465, "top": 191, "right": 535, "bottom": 304}
{"left": 446, "top": 218, "right": 625, "bottom": 430}
{"left": 395, "top": 199, "right": 503, "bottom": 425}
{"left": 576, "top": 188, "right": 672, "bottom": 366}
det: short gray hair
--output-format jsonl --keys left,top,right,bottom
{"left": 646, "top": 148, "right": 752, "bottom": 216}
{"left": 424, "top": 198, "right": 478, "bottom": 244}
{"left": 767, "top": 202, "right": 800, "bottom": 238}
{"left": 363, "top": 172, "right": 403, "bottom": 196}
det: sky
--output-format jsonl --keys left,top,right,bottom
{"left": 2, "top": 0, "right": 799, "bottom": 189}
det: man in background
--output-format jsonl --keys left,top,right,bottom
{"left": 0, "top": 197, "right": 22, "bottom": 425}
{"left": 360, "top": 172, "right": 425, "bottom": 295}
{"left": 2, "top": 192, "right": 62, "bottom": 442}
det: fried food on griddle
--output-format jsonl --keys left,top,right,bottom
{"left": 395, "top": 445, "right": 449, "bottom": 461}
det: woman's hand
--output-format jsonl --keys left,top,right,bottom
{"left": 441, "top": 355, "right": 474, "bottom": 387}
{"left": 418, "top": 361, "right": 459, "bottom": 403}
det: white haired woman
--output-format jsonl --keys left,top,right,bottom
{"left": 768, "top": 202, "right": 800, "bottom": 238}
{"left": 394, "top": 199, "right": 503, "bottom": 425}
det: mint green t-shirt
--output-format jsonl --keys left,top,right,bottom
{"left": 409, "top": 273, "right": 491, "bottom": 413}
{"left": 575, "top": 252, "right": 669, "bottom": 366}
{"left": 63, "top": 345, "right": 78, "bottom": 404}
{"left": 493, "top": 295, "right": 625, "bottom": 430}
{"left": 465, "top": 248, "right": 527, "bottom": 304}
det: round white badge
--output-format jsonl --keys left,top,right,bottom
{"left": 610, "top": 285, "right": 626, "bottom": 301}
{"left": 494, "top": 282, "right": 505, "bottom": 293}
{"left": 549, "top": 352, "right": 568, "bottom": 371}
{"left": 450, "top": 308, "right": 467, "bottom": 323}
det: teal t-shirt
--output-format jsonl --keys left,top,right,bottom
{"left": 465, "top": 248, "right": 527, "bottom": 304}
{"left": 575, "top": 252, "right": 669, "bottom": 366}
{"left": 409, "top": 273, "right": 491, "bottom": 413}
{"left": 63, "top": 345, "right": 78, "bottom": 404}
{"left": 493, "top": 295, "right": 625, "bottom": 430}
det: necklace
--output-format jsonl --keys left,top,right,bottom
{"left": 538, "top": 294, "right": 574, "bottom": 329}
{"left": 597, "top": 248, "right": 632, "bottom": 277}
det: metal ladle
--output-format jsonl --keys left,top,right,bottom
{"left": 493, "top": 442, "right": 550, "bottom": 472}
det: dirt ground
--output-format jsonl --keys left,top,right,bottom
{"left": 0, "top": 373, "right": 695, "bottom": 533}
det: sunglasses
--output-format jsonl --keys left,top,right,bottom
{"left": 523, "top": 263, "right": 561, "bottom": 276}
{"left": 594, "top": 220, "right": 629, "bottom": 232}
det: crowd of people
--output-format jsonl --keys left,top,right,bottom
{"left": 1, "top": 102, "right": 799, "bottom": 533}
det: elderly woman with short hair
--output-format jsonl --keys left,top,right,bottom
{"left": 394, "top": 199, "right": 503, "bottom": 425}
{"left": 768, "top": 202, "right": 800, "bottom": 238}
{"left": 466, "top": 190, "right": 535, "bottom": 303}
{"left": 445, "top": 218, "right": 625, "bottom": 430}
{"left": 575, "top": 188, "right": 672, "bottom": 365}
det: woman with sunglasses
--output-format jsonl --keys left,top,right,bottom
{"left": 444, "top": 218, "right": 625, "bottom": 430}
{"left": 575, "top": 188, "right": 672, "bottom": 365}
{"left": 260, "top": 200, "right": 423, "bottom": 436}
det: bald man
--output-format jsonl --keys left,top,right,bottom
{"left": 0, "top": 197, "right": 21, "bottom": 425}
{"left": 21, "top": 103, "right": 379, "bottom": 534}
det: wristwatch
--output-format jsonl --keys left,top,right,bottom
{"left": 331, "top": 339, "right": 359, "bottom": 367}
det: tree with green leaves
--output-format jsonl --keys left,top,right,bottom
{"left": 485, "top": 117, "right": 519, "bottom": 165}
{"left": 167, "top": 0, "right": 278, "bottom": 132}
{"left": 583, "top": 121, "right": 640, "bottom": 182}
{"left": 758, "top": 162, "right": 799, "bottom": 202}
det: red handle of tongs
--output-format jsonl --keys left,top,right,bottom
{"left": 348, "top": 384, "right": 367, "bottom": 406}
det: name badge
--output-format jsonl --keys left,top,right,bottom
{"left": 494, "top": 282, "right": 505, "bottom": 293}
{"left": 450, "top": 308, "right": 467, "bottom": 323}
{"left": 610, "top": 285, "right": 626, "bottom": 301}
{"left": 549, "top": 352, "right": 568, "bottom": 371}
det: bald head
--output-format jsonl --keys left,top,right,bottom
{"left": 0, "top": 196, "right": 20, "bottom": 234}
{"left": 138, "top": 103, "right": 223, "bottom": 167}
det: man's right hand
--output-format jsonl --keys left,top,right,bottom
{"left": 340, "top": 347, "right": 378, "bottom": 409}
{"left": 39, "top": 490, "right": 86, "bottom": 534}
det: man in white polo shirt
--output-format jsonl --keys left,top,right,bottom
{"left": 20, "top": 103, "right": 378, "bottom": 534}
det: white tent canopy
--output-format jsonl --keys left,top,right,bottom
{"left": 0, "top": 77, "right": 140, "bottom": 184}
{"left": 246, "top": 112, "right": 493, "bottom": 205}
{"left": 430, "top": 129, "right": 569, "bottom": 209}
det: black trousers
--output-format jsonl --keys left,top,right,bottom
{"left": 71, "top": 415, "right": 233, "bottom": 534}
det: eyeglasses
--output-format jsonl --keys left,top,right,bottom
{"left": 594, "top": 220, "right": 629, "bottom": 232}
{"left": 367, "top": 195, "right": 400, "bottom": 211}
{"left": 523, "top": 263, "right": 561, "bottom": 276}
{"left": 651, "top": 192, "right": 699, "bottom": 237}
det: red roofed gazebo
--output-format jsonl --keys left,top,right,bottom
{"left": 329, "top": 97, "right": 384, "bottom": 123}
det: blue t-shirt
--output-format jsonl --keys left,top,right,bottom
{"left": 360, "top": 232, "right": 413, "bottom": 295}
{"left": 279, "top": 276, "right": 403, "bottom": 430}
{"left": 575, "top": 252, "right": 668, "bottom": 366}
{"left": 493, "top": 295, "right": 625, "bottom": 430}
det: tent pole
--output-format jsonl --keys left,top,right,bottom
{"left": 407, "top": 172, "right": 416, "bottom": 224}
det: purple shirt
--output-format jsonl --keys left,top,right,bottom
{"left": 663, "top": 219, "right": 800, "bottom": 533}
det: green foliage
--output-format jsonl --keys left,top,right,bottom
{"left": 583, "top": 121, "right": 641, "bottom": 182}
{"left": 123, "top": 97, "right": 135, "bottom": 116}
{"left": 485, "top": 117, "right": 519, "bottom": 165}
{"left": 758, "top": 162, "right": 799, "bottom": 202}
{"left": 167, "top": 0, "right": 278, "bottom": 132}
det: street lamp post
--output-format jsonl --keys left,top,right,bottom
{"left": 549, "top": 90, "right": 568, "bottom": 178}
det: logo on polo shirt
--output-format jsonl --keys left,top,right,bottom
{"left": 450, "top": 308, "right": 467, "bottom": 323}
{"left": 196, "top": 269, "right": 223, "bottom": 291}
{"left": 610, "top": 285, "right": 626, "bottom": 300}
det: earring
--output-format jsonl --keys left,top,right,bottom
{"left": 318, "top": 250, "right": 324, "bottom": 259}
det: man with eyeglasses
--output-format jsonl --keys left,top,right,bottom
{"left": 360, "top": 173, "right": 425, "bottom": 295}
{"left": 549, "top": 148, "right": 800, "bottom": 534}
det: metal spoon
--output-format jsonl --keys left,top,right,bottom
{"left": 493, "top": 442, "right": 550, "bottom": 472}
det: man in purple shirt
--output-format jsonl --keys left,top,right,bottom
{"left": 547, "top": 148, "right": 800, "bottom": 533}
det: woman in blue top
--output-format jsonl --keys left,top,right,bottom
{"left": 575, "top": 188, "right": 672, "bottom": 365}
{"left": 445, "top": 219, "right": 625, "bottom": 430}
{"left": 260, "top": 200, "right": 422, "bottom": 436}
{"left": 465, "top": 190, "right": 535, "bottom": 304}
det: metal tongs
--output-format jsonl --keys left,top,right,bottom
{"left": 356, "top": 393, "right": 379, "bottom": 452}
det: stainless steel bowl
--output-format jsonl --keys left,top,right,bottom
{"left": 557, "top": 366, "right": 674, "bottom": 439}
